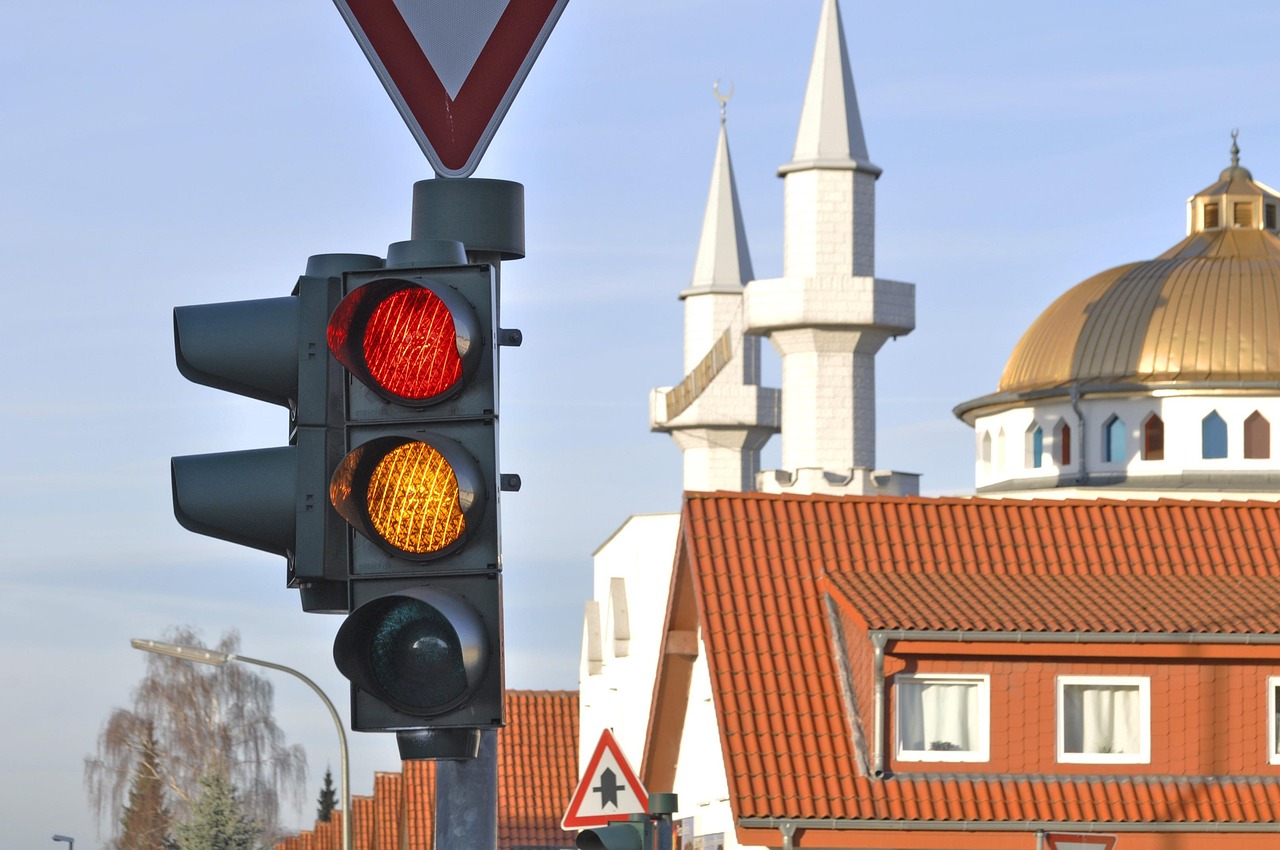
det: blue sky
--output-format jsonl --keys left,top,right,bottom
{"left": 5, "top": 1, "right": 1280, "bottom": 847}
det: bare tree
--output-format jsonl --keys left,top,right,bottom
{"left": 85, "top": 627, "right": 307, "bottom": 845}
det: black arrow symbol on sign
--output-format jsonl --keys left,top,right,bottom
{"left": 593, "top": 767, "right": 624, "bottom": 808}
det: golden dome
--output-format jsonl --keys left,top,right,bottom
{"left": 960, "top": 142, "right": 1280, "bottom": 419}
{"left": 999, "top": 232, "right": 1280, "bottom": 393}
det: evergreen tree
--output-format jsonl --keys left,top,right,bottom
{"left": 118, "top": 723, "right": 173, "bottom": 850}
{"left": 175, "top": 772, "right": 258, "bottom": 850}
{"left": 315, "top": 768, "right": 338, "bottom": 823}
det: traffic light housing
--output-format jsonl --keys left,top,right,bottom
{"left": 576, "top": 820, "right": 648, "bottom": 850}
{"left": 169, "top": 179, "right": 523, "bottom": 756}
{"left": 326, "top": 260, "right": 505, "bottom": 750}
{"left": 577, "top": 795, "right": 679, "bottom": 850}
{"left": 171, "top": 253, "right": 383, "bottom": 613}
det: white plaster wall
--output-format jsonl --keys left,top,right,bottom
{"left": 668, "top": 649, "right": 761, "bottom": 850}
{"left": 972, "top": 393, "right": 1280, "bottom": 493}
{"left": 579, "top": 513, "right": 681, "bottom": 775}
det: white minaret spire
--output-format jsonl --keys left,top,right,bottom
{"left": 787, "top": 0, "right": 873, "bottom": 171}
{"left": 744, "top": 0, "right": 917, "bottom": 495}
{"left": 651, "top": 87, "right": 780, "bottom": 492}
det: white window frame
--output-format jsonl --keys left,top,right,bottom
{"left": 895, "top": 673, "right": 990, "bottom": 763}
{"left": 1056, "top": 675, "right": 1150, "bottom": 764}
{"left": 1269, "top": 677, "right": 1280, "bottom": 765}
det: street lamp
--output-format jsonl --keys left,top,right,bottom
{"left": 52, "top": 835, "right": 74, "bottom": 850}
{"left": 130, "top": 638, "right": 351, "bottom": 850}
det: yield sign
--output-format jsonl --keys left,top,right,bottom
{"left": 332, "top": 0, "right": 570, "bottom": 177}
{"left": 562, "top": 728, "right": 649, "bottom": 829}
{"left": 1044, "top": 833, "right": 1118, "bottom": 850}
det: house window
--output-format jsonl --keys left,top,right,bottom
{"left": 1057, "top": 676, "right": 1150, "bottom": 764}
{"left": 1235, "top": 202, "right": 1253, "bottom": 227}
{"left": 897, "top": 674, "right": 990, "bottom": 762}
{"left": 1204, "top": 202, "right": 1220, "bottom": 228}
{"left": 1270, "top": 678, "right": 1280, "bottom": 765}
{"left": 1245, "top": 411, "right": 1270, "bottom": 459}
{"left": 980, "top": 431, "right": 992, "bottom": 467}
{"left": 1103, "top": 415, "right": 1126, "bottom": 463}
{"left": 1058, "top": 421, "right": 1072, "bottom": 466}
{"left": 1030, "top": 425, "right": 1044, "bottom": 469}
{"left": 1202, "top": 411, "right": 1228, "bottom": 459}
{"left": 1142, "top": 414, "right": 1164, "bottom": 461}
{"left": 1268, "top": 204, "right": 1277, "bottom": 231}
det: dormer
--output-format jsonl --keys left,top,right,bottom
{"left": 1186, "top": 133, "right": 1280, "bottom": 235}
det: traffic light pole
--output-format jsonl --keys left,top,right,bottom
{"left": 402, "top": 177, "right": 523, "bottom": 850}
{"left": 434, "top": 729, "right": 498, "bottom": 850}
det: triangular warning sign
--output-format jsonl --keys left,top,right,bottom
{"left": 562, "top": 728, "right": 649, "bottom": 829}
{"left": 333, "top": 0, "right": 569, "bottom": 177}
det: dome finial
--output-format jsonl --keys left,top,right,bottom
{"left": 1217, "top": 129, "right": 1253, "bottom": 182}
{"left": 713, "top": 79, "right": 733, "bottom": 126}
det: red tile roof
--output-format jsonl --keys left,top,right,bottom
{"left": 673, "top": 492, "right": 1280, "bottom": 834}
{"left": 498, "top": 690, "right": 581, "bottom": 849}
{"left": 274, "top": 690, "right": 577, "bottom": 850}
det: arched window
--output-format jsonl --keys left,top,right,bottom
{"left": 1029, "top": 424, "right": 1044, "bottom": 469}
{"left": 1202, "top": 411, "right": 1228, "bottom": 459}
{"left": 1245, "top": 411, "right": 1271, "bottom": 459}
{"left": 995, "top": 429, "right": 1006, "bottom": 472}
{"left": 980, "top": 431, "right": 992, "bottom": 467}
{"left": 1142, "top": 414, "right": 1164, "bottom": 461}
{"left": 1104, "top": 415, "right": 1126, "bottom": 464}
{"left": 1057, "top": 421, "right": 1072, "bottom": 466}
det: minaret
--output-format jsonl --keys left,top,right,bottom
{"left": 744, "top": 0, "right": 917, "bottom": 495}
{"left": 651, "top": 90, "right": 780, "bottom": 492}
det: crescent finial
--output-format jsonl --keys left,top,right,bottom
{"left": 713, "top": 79, "right": 734, "bottom": 124}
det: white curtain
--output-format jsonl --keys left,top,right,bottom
{"left": 900, "top": 680, "right": 977, "bottom": 752}
{"left": 1063, "top": 683, "right": 1141, "bottom": 754}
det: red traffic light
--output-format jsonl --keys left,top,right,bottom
{"left": 327, "top": 278, "right": 483, "bottom": 406}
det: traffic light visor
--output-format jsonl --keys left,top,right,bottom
{"left": 330, "top": 435, "right": 485, "bottom": 559}
{"left": 327, "top": 278, "right": 481, "bottom": 406}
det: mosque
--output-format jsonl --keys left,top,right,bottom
{"left": 577, "top": 0, "right": 1280, "bottom": 848}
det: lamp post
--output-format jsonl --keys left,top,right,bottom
{"left": 52, "top": 835, "right": 74, "bottom": 850}
{"left": 130, "top": 639, "right": 351, "bottom": 850}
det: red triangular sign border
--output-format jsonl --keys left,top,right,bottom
{"left": 562, "top": 728, "right": 650, "bottom": 830}
{"left": 334, "top": 0, "right": 568, "bottom": 177}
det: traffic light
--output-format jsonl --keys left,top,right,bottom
{"left": 171, "top": 253, "right": 383, "bottom": 613}
{"left": 326, "top": 260, "right": 506, "bottom": 754}
{"left": 576, "top": 794, "right": 679, "bottom": 850}
{"left": 576, "top": 819, "right": 648, "bottom": 850}
{"left": 171, "top": 178, "right": 521, "bottom": 759}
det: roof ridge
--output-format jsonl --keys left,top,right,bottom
{"left": 684, "top": 490, "right": 1280, "bottom": 509}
